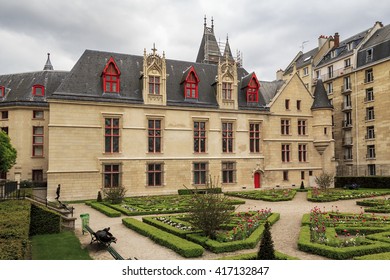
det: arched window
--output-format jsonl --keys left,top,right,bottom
{"left": 32, "top": 84, "right": 45, "bottom": 96}
{"left": 246, "top": 75, "right": 259, "bottom": 102}
{"left": 102, "top": 57, "right": 121, "bottom": 93}
{"left": 183, "top": 67, "right": 199, "bottom": 99}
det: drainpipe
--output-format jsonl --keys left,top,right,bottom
{"left": 354, "top": 70, "right": 359, "bottom": 176}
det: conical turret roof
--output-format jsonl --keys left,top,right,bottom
{"left": 311, "top": 79, "right": 333, "bottom": 110}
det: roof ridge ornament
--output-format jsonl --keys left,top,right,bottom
{"left": 43, "top": 53, "right": 54, "bottom": 71}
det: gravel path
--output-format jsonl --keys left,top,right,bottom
{"left": 72, "top": 192, "right": 390, "bottom": 260}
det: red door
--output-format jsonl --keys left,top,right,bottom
{"left": 254, "top": 172, "right": 261, "bottom": 188}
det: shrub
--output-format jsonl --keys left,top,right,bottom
{"left": 88, "top": 202, "right": 121, "bottom": 217}
{"left": 103, "top": 187, "right": 126, "bottom": 204}
{"left": 257, "top": 221, "right": 276, "bottom": 260}
{"left": 97, "top": 191, "right": 103, "bottom": 202}
{"left": 300, "top": 181, "right": 305, "bottom": 190}
{"left": 315, "top": 172, "right": 334, "bottom": 191}
{"left": 29, "top": 204, "right": 61, "bottom": 236}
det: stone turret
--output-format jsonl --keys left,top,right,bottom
{"left": 311, "top": 79, "right": 333, "bottom": 155}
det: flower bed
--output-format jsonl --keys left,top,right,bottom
{"left": 307, "top": 188, "right": 390, "bottom": 202}
{"left": 95, "top": 194, "right": 245, "bottom": 216}
{"left": 357, "top": 198, "right": 390, "bottom": 213}
{"left": 225, "top": 189, "right": 296, "bottom": 201}
{"left": 298, "top": 206, "right": 390, "bottom": 259}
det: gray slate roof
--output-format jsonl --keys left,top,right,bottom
{"left": 52, "top": 49, "right": 276, "bottom": 111}
{"left": 311, "top": 79, "right": 333, "bottom": 110}
{"left": 0, "top": 70, "right": 68, "bottom": 107}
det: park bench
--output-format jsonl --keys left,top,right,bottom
{"left": 83, "top": 224, "right": 116, "bottom": 246}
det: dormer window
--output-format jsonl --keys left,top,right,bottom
{"left": 102, "top": 57, "right": 121, "bottom": 93}
{"left": 32, "top": 85, "right": 45, "bottom": 96}
{"left": 222, "top": 82, "right": 232, "bottom": 100}
{"left": 0, "top": 86, "right": 4, "bottom": 97}
{"left": 183, "top": 66, "right": 199, "bottom": 99}
{"left": 246, "top": 74, "right": 260, "bottom": 103}
{"left": 149, "top": 76, "right": 160, "bottom": 95}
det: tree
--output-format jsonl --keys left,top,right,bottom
{"left": 0, "top": 131, "right": 17, "bottom": 174}
{"left": 257, "top": 221, "right": 276, "bottom": 260}
{"left": 187, "top": 176, "right": 234, "bottom": 239}
{"left": 315, "top": 172, "right": 334, "bottom": 191}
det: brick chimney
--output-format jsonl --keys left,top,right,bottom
{"left": 334, "top": 32, "right": 340, "bottom": 48}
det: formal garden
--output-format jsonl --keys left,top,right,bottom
{"left": 2, "top": 179, "right": 390, "bottom": 260}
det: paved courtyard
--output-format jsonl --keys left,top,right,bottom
{"left": 72, "top": 192, "right": 390, "bottom": 260}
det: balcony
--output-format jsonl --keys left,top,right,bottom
{"left": 341, "top": 102, "right": 352, "bottom": 111}
{"left": 342, "top": 137, "right": 353, "bottom": 146}
{"left": 341, "top": 84, "right": 352, "bottom": 94}
{"left": 342, "top": 120, "right": 353, "bottom": 129}
{"left": 319, "top": 66, "right": 353, "bottom": 82}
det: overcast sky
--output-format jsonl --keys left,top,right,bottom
{"left": 1, "top": 0, "right": 389, "bottom": 81}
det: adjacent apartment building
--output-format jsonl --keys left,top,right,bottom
{"left": 281, "top": 21, "right": 390, "bottom": 177}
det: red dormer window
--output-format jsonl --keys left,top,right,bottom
{"left": 102, "top": 57, "right": 121, "bottom": 93}
{"left": 184, "top": 67, "right": 199, "bottom": 99}
{"left": 246, "top": 74, "right": 260, "bottom": 102}
{"left": 0, "top": 86, "right": 4, "bottom": 97}
{"left": 32, "top": 85, "right": 45, "bottom": 96}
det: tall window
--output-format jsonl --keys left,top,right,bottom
{"left": 246, "top": 75, "right": 259, "bottom": 103}
{"left": 32, "top": 85, "right": 45, "bottom": 96}
{"left": 366, "top": 49, "right": 373, "bottom": 63}
{"left": 296, "top": 100, "right": 301, "bottom": 110}
{"left": 366, "top": 107, "right": 375, "bottom": 121}
{"left": 105, "top": 118, "right": 120, "bottom": 153}
{"left": 103, "top": 164, "right": 120, "bottom": 188}
{"left": 222, "top": 162, "right": 236, "bottom": 184}
{"left": 298, "top": 120, "right": 307, "bottom": 135}
{"left": 365, "top": 69, "right": 374, "bottom": 83}
{"left": 281, "top": 119, "right": 290, "bottom": 135}
{"left": 366, "top": 126, "right": 375, "bottom": 139}
{"left": 222, "top": 122, "right": 234, "bottom": 153}
{"left": 283, "top": 170, "right": 289, "bottom": 181}
{"left": 148, "top": 119, "right": 161, "bottom": 153}
{"left": 367, "top": 145, "right": 376, "bottom": 159}
{"left": 1, "top": 127, "right": 8, "bottom": 134}
{"left": 193, "top": 162, "right": 207, "bottom": 185}
{"left": 102, "top": 57, "right": 120, "bottom": 93}
{"left": 149, "top": 76, "right": 160, "bottom": 94}
{"left": 365, "top": 88, "right": 374, "bottom": 102}
{"left": 285, "top": 99, "right": 290, "bottom": 110}
{"left": 368, "top": 164, "right": 376, "bottom": 176}
{"left": 343, "top": 76, "right": 351, "bottom": 91}
{"left": 32, "top": 126, "right": 44, "bottom": 157}
{"left": 344, "top": 58, "right": 351, "bottom": 68}
{"left": 249, "top": 123, "right": 260, "bottom": 153}
{"left": 327, "top": 82, "right": 333, "bottom": 94}
{"left": 147, "top": 163, "right": 163, "bottom": 186}
{"left": 194, "top": 121, "right": 206, "bottom": 153}
{"left": 222, "top": 82, "right": 232, "bottom": 100}
{"left": 328, "top": 65, "right": 333, "bottom": 79}
{"left": 281, "top": 144, "right": 291, "bottom": 162}
{"left": 184, "top": 69, "right": 199, "bottom": 99}
{"left": 298, "top": 144, "right": 307, "bottom": 162}
{"left": 32, "top": 170, "right": 43, "bottom": 182}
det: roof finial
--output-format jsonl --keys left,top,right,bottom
{"left": 204, "top": 15, "right": 207, "bottom": 27}
{"left": 151, "top": 43, "right": 157, "bottom": 55}
{"left": 43, "top": 52, "right": 54, "bottom": 71}
{"left": 211, "top": 16, "right": 214, "bottom": 31}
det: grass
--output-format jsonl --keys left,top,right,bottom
{"left": 31, "top": 231, "right": 92, "bottom": 260}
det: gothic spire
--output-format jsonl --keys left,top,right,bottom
{"left": 43, "top": 53, "right": 54, "bottom": 71}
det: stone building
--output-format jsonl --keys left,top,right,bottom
{"left": 0, "top": 20, "right": 336, "bottom": 200}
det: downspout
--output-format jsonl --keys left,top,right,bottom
{"left": 354, "top": 70, "right": 359, "bottom": 176}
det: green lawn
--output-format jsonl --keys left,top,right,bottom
{"left": 31, "top": 231, "right": 92, "bottom": 260}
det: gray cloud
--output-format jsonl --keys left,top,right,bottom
{"left": 1, "top": 0, "right": 390, "bottom": 80}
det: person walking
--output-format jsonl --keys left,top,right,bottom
{"left": 55, "top": 184, "right": 61, "bottom": 200}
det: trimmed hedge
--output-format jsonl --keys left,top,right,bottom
{"left": 122, "top": 218, "right": 204, "bottom": 258}
{"left": 0, "top": 200, "right": 31, "bottom": 260}
{"left": 298, "top": 226, "right": 390, "bottom": 259}
{"left": 186, "top": 213, "right": 280, "bottom": 253}
{"left": 86, "top": 202, "right": 121, "bottom": 217}
{"left": 335, "top": 176, "right": 390, "bottom": 189}
{"left": 178, "top": 188, "right": 222, "bottom": 195}
{"left": 29, "top": 204, "right": 61, "bottom": 236}
{"left": 218, "top": 251, "right": 300, "bottom": 260}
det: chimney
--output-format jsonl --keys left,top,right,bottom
{"left": 334, "top": 32, "right": 340, "bottom": 48}
{"left": 318, "top": 35, "right": 327, "bottom": 49}
{"left": 276, "top": 69, "right": 284, "bottom": 80}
